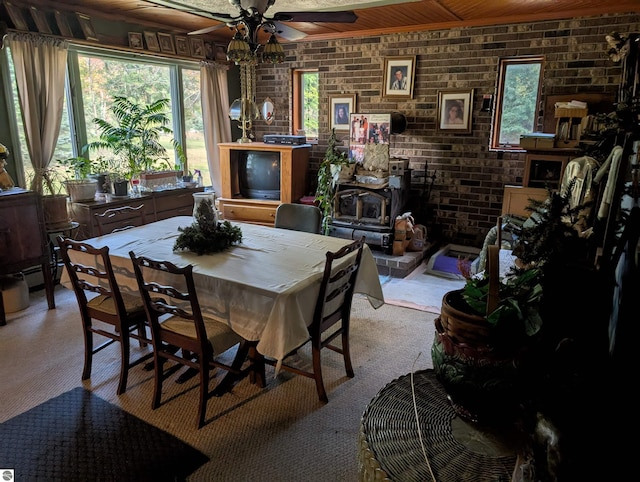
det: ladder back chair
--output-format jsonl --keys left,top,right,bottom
{"left": 95, "top": 204, "right": 145, "bottom": 235}
{"left": 56, "top": 235, "right": 152, "bottom": 395}
{"left": 274, "top": 203, "right": 323, "bottom": 234}
{"left": 129, "top": 251, "right": 259, "bottom": 428}
{"left": 263, "top": 236, "right": 365, "bottom": 402}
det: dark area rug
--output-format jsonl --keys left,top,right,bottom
{"left": 0, "top": 387, "right": 208, "bottom": 481}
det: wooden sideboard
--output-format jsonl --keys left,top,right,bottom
{"left": 70, "top": 187, "right": 204, "bottom": 239}
{"left": 217, "top": 142, "right": 310, "bottom": 226}
{"left": 0, "top": 188, "right": 55, "bottom": 325}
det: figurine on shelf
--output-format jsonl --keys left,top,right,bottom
{"left": 0, "top": 143, "right": 16, "bottom": 190}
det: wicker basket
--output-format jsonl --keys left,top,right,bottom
{"left": 438, "top": 289, "right": 491, "bottom": 345}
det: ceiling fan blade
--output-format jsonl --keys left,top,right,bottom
{"left": 270, "top": 21, "right": 307, "bottom": 41}
{"left": 273, "top": 11, "right": 358, "bottom": 23}
{"left": 188, "top": 23, "right": 230, "bottom": 36}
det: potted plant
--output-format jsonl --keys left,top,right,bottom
{"left": 84, "top": 96, "right": 183, "bottom": 184}
{"left": 57, "top": 156, "right": 98, "bottom": 202}
{"left": 315, "top": 129, "right": 351, "bottom": 234}
{"left": 431, "top": 185, "right": 598, "bottom": 422}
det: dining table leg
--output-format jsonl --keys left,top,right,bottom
{"left": 211, "top": 340, "right": 264, "bottom": 396}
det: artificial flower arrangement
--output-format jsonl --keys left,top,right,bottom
{"left": 173, "top": 199, "right": 242, "bottom": 255}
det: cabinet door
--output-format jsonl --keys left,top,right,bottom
{"left": 0, "top": 193, "right": 46, "bottom": 268}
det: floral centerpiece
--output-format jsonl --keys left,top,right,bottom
{"left": 173, "top": 199, "right": 242, "bottom": 255}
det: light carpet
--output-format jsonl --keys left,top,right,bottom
{"left": 1, "top": 284, "right": 439, "bottom": 482}
{"left": 381, "top": 261, "right": 466, "bottom": 314}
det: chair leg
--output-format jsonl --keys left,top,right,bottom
{"left": 152, "top": 353, "right": 165, "bottom": 410}
{"left": 117, "top": 328, "right": 131, "bottom": 395}
{"left": 136, "top": 322, "right": 148, "bottom": 348}
{"left": 82, "top": 319, "right": 93, "bottom": 381}
{"left": 342, "top": 328, "right": 354, "bottom": 378}
{"left": 311, "top": 341, "right": 328, "bottom": 403}
{"left": 197, "top": 362, "right": 210, "bottom": 429}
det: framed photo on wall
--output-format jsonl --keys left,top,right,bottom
{"left": 157, "top": 32, "right": 175, "bottom": 54}
{"left": 128, "top": 32, "right": 144, "bottom": 49}
{"left": 437, "top": 88, "right": 474, "bottom": 133}
{"left": 382, "top": 56, "right": 416, "bottom": 99}
{"left": 76, "top": 12, "right": 98, "bottom": 41}
{"left": 30, "top": 6, "right": 52, "bottom": 34}
{"left": 144, "top": 31, "right": 160, "bottom": 52}
{"left": 189, "top": 37, "right": 206, "bottom": 59}
{"left": 54, "top": 10, "right": 73, "bottom": 37}
{"left": 329, "top": 94, "right": 356, "bottom": 132}
{"left": 4, "top": 1, "right": 28, "bottom": 31}
{"left": 175, "top": 36, "right": 189, "bottom": 56}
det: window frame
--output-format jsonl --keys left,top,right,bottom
{"left": 292, "top": 68, "right": 318, "bottom": 142}
{"left": 491, "top": 55, "right": 545, "bottom": 151}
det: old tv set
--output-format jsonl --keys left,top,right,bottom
{"left": 238, "top": 150, "right": 281, "bottom": 200}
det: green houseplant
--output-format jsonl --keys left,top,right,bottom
{"left": 84, "top": 96, "right": 181, "bottom": 181}
{"left": 315, "top": 129, "right": 351, "bottom": 235}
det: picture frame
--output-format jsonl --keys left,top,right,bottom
{"left": 174, "top": 35, "right": 189, "bottom": 56}
{"left": 329, "top": 94, "right": 356, "bottom": 132}
{"left": 128, "top": 32, "right": 144, "bottom": 50}
{"left": 4, "top": 1, "right": 28, "bottom": 31}
{"left": 436, "top": 88, "right": 474, "bottom": 133}
{"left": 189, "top": 37, "right": 206, "bottom": 59}
{"left": 76, "top": 12, "right": 98, "bottom": 41}
{"left": 157, "top": 32, "right": 175, "bottom": 54}
{"left": 30, "top": 6, "right": 52, "bottom": 34}
{"left": 143, "top": 31, "right": 160, "bottom": 52}
{"left": 382, "top": 56, "right": 416, "bottom": 99}
{"left": 54, "top": 10, "right": 73, "bottom": 37}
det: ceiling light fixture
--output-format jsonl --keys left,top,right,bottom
{"left": 227, "top": 14, "right": 285, "bottom": 143}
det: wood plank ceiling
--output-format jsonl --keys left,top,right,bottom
{"left": 18, "top": 0, "right": 640, "bottom": 45}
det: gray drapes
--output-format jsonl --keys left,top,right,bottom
{"left": 6, "top": 32, "right": 68, "bottom": 194}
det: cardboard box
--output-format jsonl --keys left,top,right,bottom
{"left": 520, "top": 133, "right": 555, "bottom": 149}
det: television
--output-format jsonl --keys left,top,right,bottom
{"left": 238, "top": 150, "right": 281, "bottom": 200}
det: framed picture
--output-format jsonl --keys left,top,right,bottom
{"left": 143, "top": 31, "right": 160, "bottom": 52}
{"left": 4, "top": 1, "right": 28, "bottom": 31}
{"left": 76, "top": 12, "right": 98, "bottom": 41}
{"left": 382, "top": 56, "right": 416, "bottom": 99}
{"left": 54, "top": 10, "right": 73, "bottom": 37}
{"left": 189, "top": 37, "right": 205, "bottom": 59}
{"left": 329, "top": 94, "right": 356, "bottom": 132}
{"left": 157, "top": 32, "right": 175, "bottom": 54}
{"left": 128, "top": 32, "right": 144, "bottom": 49}
{"left": 437, "top": 89, "right": 474, "bottom": 133}
{"left": 204, "top": 41, "right": 216, "bottom": 60}
{"left": 175, "top": 36, "right": 189, "bottom": 56}
{"left": 30, "top": 6, "right": 52, "bottom": 34}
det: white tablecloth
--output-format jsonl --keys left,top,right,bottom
{"left": 60, "top": 216, "right": 384, "bottom": 365}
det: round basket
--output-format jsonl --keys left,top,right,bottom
{"left": 438, "top": 289, "right": 491, "bottom": 345}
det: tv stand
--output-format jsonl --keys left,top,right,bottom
{"left": 218, "top": 142, "right": 310, "bottom": 226}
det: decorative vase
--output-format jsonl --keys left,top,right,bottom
{"left": 431, "top": 289, "right": 529, "bottom": 423}
{"left": 113, "top": 180, "right": 129, "bottom": 197}
{"left": 192, "top": 192, "right": 217, "bottom": 221}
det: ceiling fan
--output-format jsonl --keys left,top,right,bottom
{"left": 188, "top": 0, "right": 358, "bottom": 42}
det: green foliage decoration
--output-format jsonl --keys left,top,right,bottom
{"left": 316, "top": 128, "right": 350, "bottom": 234}
{"left": 173, "top": 199, "right": 242, "bottom": 255}
{"left": 84, "top": 96, "right": 180, "bottom": 179}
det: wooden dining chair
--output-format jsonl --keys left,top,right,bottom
{"left": 56, "top": 235, "right": 153, "bottom": 395}
{"left": 129, "top": 251, "right": 258, "bottom": 428}
{"left": 274, "top": 203, "right": 323, "bottom": 234}
{"left": 95, "top": 204, "right": 145, "bottom": 235}
{"left": 263, "top": 236, "right": 365, "bottom": 403}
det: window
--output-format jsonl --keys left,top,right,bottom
{"left": 292, "top": 69, "right": 318, "bottom": 140}
{"left": 4, "top": 45, "right": 208, "bottom": 188}
{"left": 492, "top": 56, "right": 544, "bottom": 150}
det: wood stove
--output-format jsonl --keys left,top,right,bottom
{"left": 328, "top": 173, "right": 409, "bottom": 249}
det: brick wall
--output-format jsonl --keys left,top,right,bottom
{"left": 252, "top": 13, "right": 639, "bottom": 248}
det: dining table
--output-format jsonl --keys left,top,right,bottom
{"left": 59, "top": 216, "right": 385, "bottom": 372}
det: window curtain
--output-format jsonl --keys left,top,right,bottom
{"left": 200, "top": 60, "right": 232, "bottom": 196}
{"left": 6, "top": 32, "right": 68, "bottom": 194}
